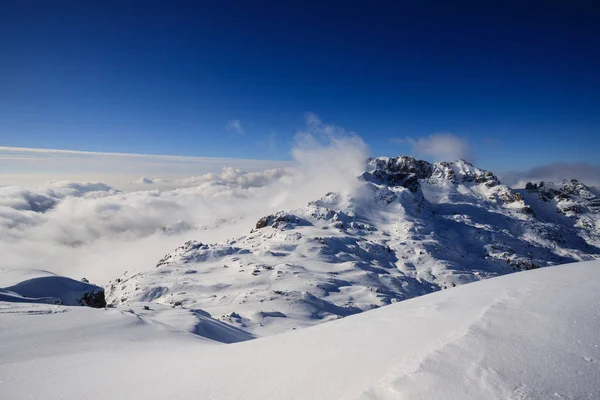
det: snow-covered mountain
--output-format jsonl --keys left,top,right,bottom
{"left": 107, "top": 156, "right": 600, "bottom": 336}
{"left": 3, "top": 260, "right": 600, "bottom": 400}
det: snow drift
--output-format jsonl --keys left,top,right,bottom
{"left": 0, "top": 269, "right": 105, "bottom": 307}
{"left": 1, "top": 260, "right": 598, "bottom": 399}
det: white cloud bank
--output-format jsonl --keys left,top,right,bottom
{"left": 0, "top": 116, "right": 368, "bottom": 284}
{"left": 392, "top": 133, "right": 473, "bottom": 162}
{"left": 0, "top": 146, "right": 288, "bottom": 188}
{"left": 2, "top": 119, "right": 595, "bottom": 286}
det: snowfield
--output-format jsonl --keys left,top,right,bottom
{"left": 2, "top": 155, "right": 600, "bottom": 399}
{"left": 1, "top": 260, "right": 599, "bottom": 399}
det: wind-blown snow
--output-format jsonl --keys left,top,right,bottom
{"left": 1, "top": 260, "right": 599, "bottom": 399}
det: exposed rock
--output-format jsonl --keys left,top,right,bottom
{"left": 362, "top": 156, "right": 432, "bottom": 191}
{"left": 526, "top": 179, "right": 600, "bottom": 216}
{"left": 78, "top": 289, "right": 107, "bottom": 308}
{"left": 255, "top": 212, "right": 310, "bottom": 230}
{"left": 362, "top": 157, "right": 501, "bottom": 191}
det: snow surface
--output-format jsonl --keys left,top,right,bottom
{"left": 0, "top": 268, "right": 104, "bottom": 306}
{"left": 1, "top": 260, "right": 599, "bottom": 399}
{"left": 2, "top": 156, "right": 600, "bottom": 398}
{"left": 107, "top": 158, "right": 600, "bottom": 336}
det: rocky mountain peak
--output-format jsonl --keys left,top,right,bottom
{"left": 524, "top": 178, "right": 600, "bottom": 216}
{"left": 362, "top": 156, "right": 432, "bottom": 191}
{"left": 362, "top": 156, "right": 500, "bottom": 191}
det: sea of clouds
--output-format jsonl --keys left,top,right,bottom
{"left": 0, "top": 116, "right": 368, "bottom": 284}
{"left": 3, "top": 114, "right": 598, "bottom": 285}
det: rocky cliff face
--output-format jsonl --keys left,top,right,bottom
{"left": 362, "top": 157, "right": 501, "bottom": 189}
{"left": 106, "top": 157, "right": 600, "bottom": 336}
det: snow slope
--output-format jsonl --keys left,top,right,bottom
{"left": 107, "top": 157, "right": 600, "bottom": 336}
{"left": 0, "top": 268, "right": 106, "bottom": 307}
{"left": 1, "top": 260, "right": 599, "bottom": 399}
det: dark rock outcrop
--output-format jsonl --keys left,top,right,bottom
{"left": 362, "top": 156, "right": 501, "bottom": 191}
{"left": 78, "top": 289, "right": 107, "bottom": 308}
{"left": 255, "top": 212, "right": 310, "bottom": 230}
{"left": 362, "top": 156, "right": 432, "bottom": 191}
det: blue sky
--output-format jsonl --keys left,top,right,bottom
{"left": 1, "top": 0, "right": 598, "bottom": 172}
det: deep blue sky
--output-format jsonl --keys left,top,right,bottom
{"left": 1, "top": 0, "right": 598, "bottom": 170}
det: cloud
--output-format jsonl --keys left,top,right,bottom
{"left": 293, "top": 113, "right": 369, "bottom": 195}
{"left": 226, "top": 120, "right": 244, "bottom": 134}
{"left": 0, "top": 172, "right": 292, "bottom": 283}
{"left": 501, "top": 162, "right": 600, "bottom": 187}
{"left": 0, "top": 146, "right": 288, "bottom": 188}
{"left": 135, "top": 177, "right": 155, "bottom": 185}
{"left": 391, "top": 133, "right": 473, "bottom": 162}
{"left": 0, "top": 116, "right": 368, "bottom": 285}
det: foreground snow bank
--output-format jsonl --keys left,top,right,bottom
{"left": 0, "top": 269, "right": 105, "bottom": 307}
{"left": 1, "top": 261, "right": 599, "bottom": 399}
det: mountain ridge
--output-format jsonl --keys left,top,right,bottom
{"left": 106, "top": 156, "right": 600, "bottom": 336}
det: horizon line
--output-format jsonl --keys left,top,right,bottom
{"left": 0, "top": 146, "right": 292, "bottom": 164}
